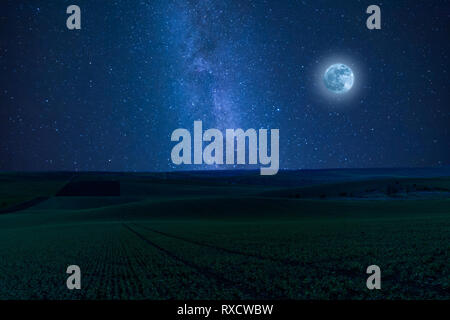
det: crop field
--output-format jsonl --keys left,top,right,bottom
{"left": 0, "top": 169, "right": 449, "bottom": 300}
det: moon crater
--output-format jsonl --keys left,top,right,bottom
{"left": 323, "top": 63, "right": 354, "bottom": 94}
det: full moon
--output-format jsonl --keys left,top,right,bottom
{"left": 324, "top": 63, "right": 354, "bottom": 94}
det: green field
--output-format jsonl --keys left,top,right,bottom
{"left": 0, "top": 169, "right": 449, "bottom": 300}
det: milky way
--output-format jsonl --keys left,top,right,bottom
{"left": 163, "top": 0, "right": 263, "bottom": 130}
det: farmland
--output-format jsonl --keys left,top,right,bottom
{"left": 0, "top": 168, "right": 449, "bottom": 299}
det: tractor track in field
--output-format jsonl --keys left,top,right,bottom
{"left": 131, "top": 223, "right": 359, "bottom": 273}
{"left": 122, "top": 223, "right": 271, "bottom": 299}
{"left": 133, "top": 223, "right": 283, "bottom": 262}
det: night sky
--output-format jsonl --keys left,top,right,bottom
{"left": 0, "top": 0, "right": 449, "bottom": 172}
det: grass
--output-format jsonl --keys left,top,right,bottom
{"left": 0, "top": 170, "right": 449, "bottom": 300}
{"left": 0, "top": 172, "right": 70, "bottom": 210}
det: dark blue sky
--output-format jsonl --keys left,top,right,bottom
{"left": 0, "top": 0, "right": 449, "bottom": 171}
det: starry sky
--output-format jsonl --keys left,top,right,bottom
{"left": 0, "top": 0, "right": 449, "bottom": 172}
